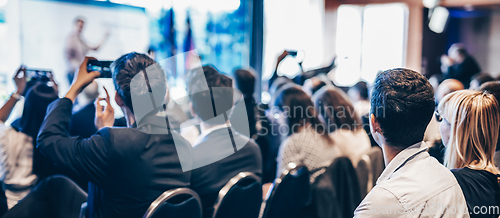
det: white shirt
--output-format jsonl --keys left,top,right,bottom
{"left": 192, "top": 123, "right": 231, "bottom": 146}
{"left": 354, "top": 142, "right": 469, "bottom": 217}
{"left": 330, "top": 129, "right": 371, "bottom": 167}
{"left": 277, "top": 127, "right": 341, "bottom": 183}
{"left": 65, "top": 32, "right": 91, "bottom": 73}
{"left": 0, "top": 123, "right": 37, "bottom": 208}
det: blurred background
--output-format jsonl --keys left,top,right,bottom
{"left": 0, "top": 0, "right": 498, "bottom": 109}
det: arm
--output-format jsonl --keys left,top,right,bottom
{"left": 0, "top": 66, "right": 27, "bottom": 123}
{"left": 89, "top": 30, "right": 110, "bottom": 51}
{"left": 268, "top": 50, "right": 289, "bottom": 89}
{"left": 37, "top": 57, "right": 106, "bottom": 184}
{"left": 37, "top": 98, "right": 110, "bottom": 185}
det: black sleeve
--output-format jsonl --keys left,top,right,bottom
{"left": 37, "top": 98, "right": 110, "bottom": 186}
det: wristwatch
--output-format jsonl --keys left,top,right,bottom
{"left": 11, "top": 92, "right": 22, "bottom": 100}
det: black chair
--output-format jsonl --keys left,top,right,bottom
{"left": 143, "top": 188, "right": 202, "bottom": 218}
{"left": 261, "top": 163, "right": 310, "bottom": 218}
{"left": 212, "top": 172, "right": 262, "bottom": 218}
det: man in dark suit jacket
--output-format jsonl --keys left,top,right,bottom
{"left": 27, "top": 53, "right": 190, "bottom": 218}
{"left": 186, "top": 66, "right": 262, "bottom": 218}
{"left": 442, "top": 43, "right": 481, "bottom": 89}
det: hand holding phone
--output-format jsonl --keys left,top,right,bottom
{"left": 287, "top": 50, "right": 298, "bottom": 56}
{"left": 87, "top": 60, "right": 113, "bottom": 78}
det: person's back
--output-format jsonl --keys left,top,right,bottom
{"left": 452, "top": 168, "right": 500, "bottom": 218}
{"left": 354, "top": 68, "right": 468, "bottom": 217}
{"left": 187, "top": 66, "right": 262, "bottom": 218}
{"left": 35, "top": 53, "right": 191, "bottom": 218}
{"left": 190, "top": 129, "right": 261, "bottom": 217}
{"left": 88, "top": 127, "right": 190, "bottom": 217}
{"left": 361, "top": 142, "right": 468, "bottom": 216}
{"left": 437, "top": 90, "right": 500, "bottom": 217}
{"left": 330, "top": 129, "right": 370, "bottom": 167}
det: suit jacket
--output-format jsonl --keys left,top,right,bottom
{"left": 189, "top": 127, "right": 262, "bottom": 218}
{"left": 37, "top": 98, "right": 191, "bottom": 218}
{"left": 69, "top": 103, "right": 127, "bottom": 139}
{"left": 446, "top": 56, "right": 481, "bottom": 88}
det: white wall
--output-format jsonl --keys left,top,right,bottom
{"left": 262, "top": 0, "right": 325, "bottom": 82}
{"left": 19, "top": 0, "right": 150, "bottom": 93}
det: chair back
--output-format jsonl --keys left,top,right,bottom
{"left": 143, "top": 188, "right": 202, "bottom": 218}
{"left": 212, "top": 172, "right": 262, "bottom": 218}
{"left": 356, "top": 155, "right": 373, "bottom": 198}
{"left": 366, "top": 146, "right": 384, "bottom": 186}
{"left": 261, "top": 163, "right": 310, "bottom": 218}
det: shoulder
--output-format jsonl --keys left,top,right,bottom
{"left": 355, "top": 186, "right": 403, "bottom": 217}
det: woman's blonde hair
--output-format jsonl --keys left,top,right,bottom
{"left": 438, "top": 90, "right": 500, "bottom": 174}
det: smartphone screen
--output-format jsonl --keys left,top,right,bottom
{"left": 25, "top": 69, "right": 51, "bottom": 82}
{"left": 288, "top": 51, "right": 298, "bottom": 56}
{"left": 87, "top": 60, "right": 113, "bottom": 78}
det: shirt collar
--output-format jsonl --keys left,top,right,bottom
{"left": 377, "top": 141, "right": 430, "bottom": 184}
{"left": 193, "top": 123, "right": 231, "bottom": 146}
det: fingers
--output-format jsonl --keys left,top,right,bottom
{"left": 14, "top": 65, "right": 26, "bottom": 78}
{"left": 103, "top": 87, "right": 110, "bottom": 102}
{"left": 103, "top": 87, "right": 114, "bottom": 112}
{"left": 96, "top": 97, "right": 105, "bottom": 116}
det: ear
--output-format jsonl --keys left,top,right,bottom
{"left": 115, "top": 92, "right": 125, "bottom": 107}
{"left": 369, "top": 114, "right": 382, "bottom": 135}
{"left": 189, "top": 102, "right": 196, "bottom": 118}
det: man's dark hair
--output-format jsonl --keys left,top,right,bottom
{"left": 471, "top": 73, "right": 495, "bottom": 86}
{"left": 352, "top": 81, "right": 369, "bottom": 100}
{"left": 233, "top": 68, "right": 255, "bottom": 97}
{"left": 370, "top": 68, "right": 435, "bottom": 149}
{"left": 457, "top": 47, "right": 468, "bottom": 57}
{"left": 112, "top": 52, "right": 161, "bottom": 114}
{"left": 188, "top": 65, "right": 234, "bottom": 125}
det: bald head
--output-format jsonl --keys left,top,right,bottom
{"left": 436, "top": 79, "right": 464, "bottom": 103}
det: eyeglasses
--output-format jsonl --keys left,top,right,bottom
{"left": 435, "top": 111, "right": 444, "bottom": 122}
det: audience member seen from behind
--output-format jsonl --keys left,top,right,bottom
{"left": 441, "top": 43, "right": 481, "bottom": 89}
{"left": 424, "top": 78, "right": 465, "bottom": 144}
{"left": 233, "top": 68, "right": 258, "bottom": 138}
{"left": 437, "top": 90, "right": 500, "bottom": 218}
{"left": 480, "top": 81, "right": 500, "bottom": 153}
{"left": 348, "top": 81, "right": 370, "bottom": 119}
{"left": 0, "top": 67, "right": 67, "bottom": 209}
{"left": 273, "top": 85, "right": 340, "bottom": 184}
{"left": 313, "top": 87, "right": 371, "bottom": 167}
{"left": 8, "top": 54, "right": 191, "bottom": 218}
{"left": 354, "top": 68, "right": 468, "bottom": 217}
{"left": 187, "top": 65, "right": 262, "bottom": 218}
{"left": 302, "top": 77, "right": 326, "bottom": 97}
{"left": 469, "top": 73, "right": 495, "bottom": 91}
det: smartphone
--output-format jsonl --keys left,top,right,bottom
{"left": 287, "top": 50, "right": 298, "bottom": 56}
{"left": 25, "top": 69, "right": 51, "bottom": 82}
{"left": 87, "top": 60, "right": 113, "bottom": 78}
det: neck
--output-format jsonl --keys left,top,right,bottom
{"left": 200, "top": 120, "right": 229, "bottom": 134}
{"left": 123, "top": 107, "right": 136, "bottom": 128}
{"left": 381, "top": 144, "right": 402, "bottom": 166}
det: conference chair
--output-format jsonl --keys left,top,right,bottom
{"left": 142, "top": 188, "right": 202, "bottom": 218}
{"left": 356, "top": 155, "right": 373, "bottom": 198}
{"left": 212, "top": 172, "right": 262, "bottom": 218}
{"left": 260, "top": 163, "right": 310, "bottom": 218}
{"left": 366, "top": 146, "right": 384, "bottom": 186}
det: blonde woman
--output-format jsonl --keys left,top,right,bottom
{"left": 437, "top": 90, "right": 500, "bottom": 217}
